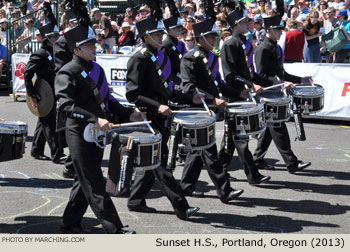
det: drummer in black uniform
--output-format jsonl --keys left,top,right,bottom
{"left": 55, "top": 24, "right": 142, "bottom": 234}
{"left": 24, "top": 12, "right": 66, "bottom": 164}
{"left": 252, "top": 5, "right": 311, "bottom": 174}
{"left": 162, "top": 16, "right": 187, "bottom": 88}
{"left": 53, "top": 7, "right": 79, "bottom": 179}
{"left": 179, "top": 18, "right": 245, "bottom": 202}
{"left": 218, "top": 5, "right": 271, "bottom": 185}
{"left": 125, "top": 16, "right": 200, "bottom": 220}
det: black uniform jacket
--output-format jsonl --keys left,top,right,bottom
{"left": 55, "top": 55, "right": 132, "bottom": 130}
{"left": 24, "top": 43, "right": 55, "bottom": 97}
{"left": 255, "top": 37, "right": 302, "bottom": 83}
{"left": 53, "top": 35, "right": 72, "bottom": 74}
{"left": 161, "top": 35, "right": 185, "bottom": 85}
{"left": 221, "top": 32, "right": 275, "bottom": 94}
{"left": 126, "top": 44, "right": 193, "bottom": 112}
{"left": 181, "top": 45, "right": 241, "bottom": 105}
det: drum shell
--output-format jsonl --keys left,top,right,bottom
{"left": 173, "top": 108, "right": 217, "bottom": 150}
{"left": 225, "top": 103, "right": 265, "bottom": 137}
{"left": 112, "top": 127, "right": 162, "bottom": 170}
{"left": 0, "top": 131, "right": 26, "bottom": 162}
{"left": 256, "top": 91, "right": 291, "bottom": 123}
{"left": 292, "top": 84, "right": 324, "bottom": 113}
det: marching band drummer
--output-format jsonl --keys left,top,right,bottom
{"left": 55, "top": 24, "right": 143, "bottom": 234}
{"left": 53, "top": 6, "right": 80, "bottom": 179}
{"left": 218, "top": 3, "right": 272, "bottom": 185}
{"left": 125, "top": 16, "right": 201, "bottom": 220}
{"left": 24, "top": 3, "right": 66, "bottom": 164}
{"left": 179, "top": 17, "right": 246, "bottom": 202}
{"left": 161, "top": 14, "right": 187, "bottom": 88}
{"left": 252, "top": 1, "right": 312, "bottom": 174}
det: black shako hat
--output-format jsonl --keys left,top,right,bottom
{"left": 64, "top": 25, "right": 96, "bottom": 51}
{"left": 192, "top": 20, "right": 218, "bottom": 39}
{"left": 163, "top": 16, "right": 183, "bottom": 30}
{"left": 226, "top": 8, "right": 248, "bottom": 28}
{"left": 65, "top": 8, "right": 78, "bottom": 23}
{"left": 263, "top": 15, "right": 284, "bottom": 29}
{"left": 39, "top": 22, "right": 59, "bottom": 38}
{"left": 136, "top": 16, "right": 165, "bottom": 38}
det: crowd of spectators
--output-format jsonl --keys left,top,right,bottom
{"left": 79, "top": 0, "right": 350, "bottom": 63}
{"left": 1, "top": 0, "right": 350, "bottom": 63}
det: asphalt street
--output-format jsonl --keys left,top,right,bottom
{"left": 0, "top": 90, "right": 350, "bottom": 234}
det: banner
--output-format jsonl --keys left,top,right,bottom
{"left": 284, "top": 63, "right": 350, "bottom": 120}
{"left": 11, "top": 53, "right": 31, "bottom": 97}
{"left": 95, "top": 54, "right": 131, "bottom": 103}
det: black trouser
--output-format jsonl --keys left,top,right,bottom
{"left": 31, "top": 108, "right": 63, "bottom": 160}
{"left": 179, "top": 144, "right": 233, "bottom": 197}
{"left": 62, "top": 124, "right": 123, "bottom": 233}
{"left": 218, "top": 120, "right": 262, "bottom": 181}
{"left": 253, "top": 122, "right": 299, "bottom": 170}
{"left": 127, "top": 118, "right": 190, "bottom": 212}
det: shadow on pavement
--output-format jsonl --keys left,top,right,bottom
{"left": 0, "top": 216, "right": 103, "bottom": 234}
{"left": 0, "top": 177, "right": 72, "bottom": 189}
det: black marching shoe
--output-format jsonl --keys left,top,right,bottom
{"left": 184, "top": 190, "right": 204, "bottom": 198}
{"left": 31, "top": 152, "right": 51, "bottom": 161}
{"left": 220, "top": 189, "right": 244, "bottom": 203}
{"left": 52, "top": 155, "right": 67, "bottom": 164}
{"left": 128, "top": 205, "right": 157, "bottom": 213}
{"left": 257, "top": 162, "right": 275, "bottom": 170}
{"left": 288, "top": 161, "right": 311, "bottom": 174}
{"left": 60, "top": 224, "right": 92, "bottom": 234}
{"left": 248, "top": 175, "right": 271, "bottom": 185}
{"left": 175, "top": 207, "right": 200, "bottom": 221}
{"left": 62, "top": 167, "right": 76, "bottom": 179}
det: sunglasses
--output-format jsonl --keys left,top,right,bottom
{"left": 185, "top": 39, "right": 194, "bottom": 42}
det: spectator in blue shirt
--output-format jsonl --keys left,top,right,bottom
{"left": 298, "top": 0, "right": 309, "bottom": 20}
{"left": 336, "top": 9, "right": 350, "bottom": 63}
{"left": 0, "top": 42, "right": 7, "bottom": 78}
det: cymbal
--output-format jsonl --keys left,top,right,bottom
{"left": 26, "top": 79, "right": 54, "bottom": 117}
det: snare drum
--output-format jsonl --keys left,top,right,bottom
{"left": 292, "top": 84, "right": 324, "bottom": 114}
{"left": 256, "top": 90, "right": 291, "bottom": 124}
{"left": 110, "top": 127, "right": 162, "bottom": 170}
{"left": 225, "top": 102, "right": 266, "bottom": 138}
{"left": 0, "top": 121, "right": 28, "bottom": 162}
{"left": 172, "top": 107, "right": 216, "bottom": 151}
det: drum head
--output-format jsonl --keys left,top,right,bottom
{"left": 173, "top": 108, "right": 216, "bottom": 127}
{"left": 113, "top": 127, "right": 161, "bottom": 144}
{"left": 293, "top": 84, "right": 324, "bottom": 97}
{"left": 0, "top": 121, "right": 28, "bottom": 133}
{"left": 227, "top": 102, "right": 264, "bottom": 114}
{"left": 256, "top": 90, "right": 291, "bottom": 104}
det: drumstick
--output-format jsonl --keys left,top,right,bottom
{"left": 195, "top": 87, "right": 211, "bottom": 116}
{"left": 244, "top": 84, "right": 257, "bottom": 105}
{"left": 93, "top": 121, "right": 153, "bottom": 130}
{"left": 171, "top": 110, "right": 210, "bottom": 114}
{"left": 227, "top": 102, "right": 256, "bottom": 107}
{"left": 135, "top": 107, "right": 156, "bottom": 135}
{"left": 110, "top": 121, "right": 152, "bottom": 128}
{"left": 126, "top": 137, "right": 133, "bottom": 150}
{"left": 262, "top": 83, "right": 285, "bottom": 91}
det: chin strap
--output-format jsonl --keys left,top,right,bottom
{"left": 202, "top": 35, "right": 214, "bottom": 50}
{"left": 79, "top": 46, "right": 97, "bottom": 59}
{"left": 146, "top": 33, "right": 163, "bottom": 48}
